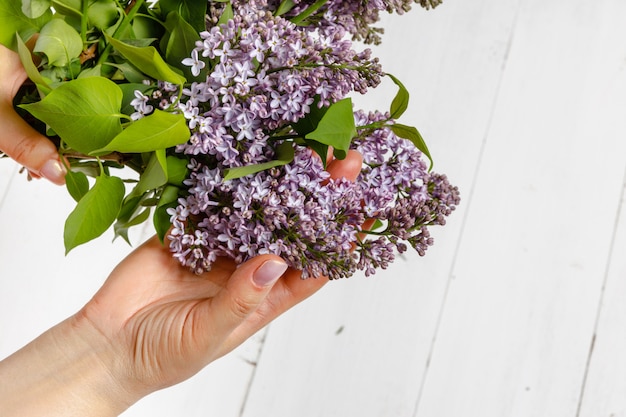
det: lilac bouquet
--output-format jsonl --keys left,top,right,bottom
{"left": 1, "top": 0, "right": 459, "bottom": 279}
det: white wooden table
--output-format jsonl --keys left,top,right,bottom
{"left": 2, "top": 0, "right": 626, "bottom": 415}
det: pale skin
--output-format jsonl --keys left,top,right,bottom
{"left": 0, "top": 43, "right": 364, "bottom": 416}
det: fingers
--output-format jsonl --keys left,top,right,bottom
{"left": 199, "top": 255, "right": 288, "bottom": 339}
{"left": 0, "top": 107, "right": 66, "bottom": 184}
{"left": 218, "top": 268, "right": 328, "bottom": 355}
{"left": 0, "top": 44, "right": 28, "bottom": 99}
{"left": 326, "top": 149, "right": 363, "bottom": 182}
{"left": 0, "top": 44, "right": 66, "bottom": 185}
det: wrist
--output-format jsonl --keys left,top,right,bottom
{"left": 0, "top": 314, "right": 140, "bottom": 417}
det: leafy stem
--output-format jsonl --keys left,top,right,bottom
{"left": 97, "top": 0, "right": 146, "bottom": 68}
{"left": 357, "top": 121, "right": 390, "bottom": 131}
{"left": 290, "top": 0, "right": 329, "bottom": 25}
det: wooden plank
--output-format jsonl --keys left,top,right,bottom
{"left": 0, "top": 162, "right": 17, "bottom": 210}
{"left": 0, "top": 177, "right": 133, "bottom": 352}
{"left": 414, "top": 1, "right": 626, "bottom": 416}
{"left": 241, "top": 1, "right": 521, "bottom": 416}
{"left": 0, "top": 171, "right": 265, "bottom": 417}
{"left": 577, "top": 188, "right": 626, "bottom": 412}
{"left": 121, "top": 331, "right": 267, "bottom": 417}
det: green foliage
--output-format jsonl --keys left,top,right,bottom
{"left": 224, "top": 141, "right": 296, "bottom": 181}
{"left": 390, "top": 124, "right": 433, "bottom": 170}
{"left": 0, "top": 0, "right": 51, "bottom": 49}
{"left": 21, "top": 0, "right": 51, "bottom": 19}
{"left": 388, "top": 73, "right": 410, "bottom": 120}
{"left": 158, "top": 0, "right": 207, "bottom": 32}
{"left": 131, "top": 152, "right": 168, "bottom": 197}
{"left": 289, "top": 0, "right": 329, "bottom": 25}
{"left": 64, "top": 173, "right": 125, "bottom": 254}
{"left": 34, "top": 18, "right": 83, "bottom": 67}
{"left": 95, "top": 110, "right": 190, "bottom": 154}
{"left": 153, "top": 185, "right": 181, "bottom": 242}
{"left": 275, "top": 0, "right": 297, "bottom": 16}
{"left": 161, "top": 12, "right": 203, "bottom": 81}
{"left": 105, "top": 34, "right": 186, "bottom": 85}
{"left": 16, "top": 34, "right": 52, "bottom": 93}
{"left": 20, "top": 77, "right": 124, "bottom": 154}
{"left": 5, "top": 0, "right": 438, "bottom": 255}
{"left": 86, "top": 0, "right": 119, "bottom": 30}
{"left": 305, "top": 98, "right": 357, "bottom": 162}
{"left": 65, "top": 169, "right": 89, "bottom": 202}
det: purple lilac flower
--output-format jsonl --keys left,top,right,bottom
{"left": 167, "top": 146, "right": 365, "bottom": 279}
{"left": 350, "top": 110, "right": 460, "bottom": 274}
{"left": 130, "top": 4, "right": 458, "bottom": 279}
{"left": 227, "top": 0, "right": 443, "bottom": 44}
{"left": 173, "top": 8, "right": 382, "bottom": 168}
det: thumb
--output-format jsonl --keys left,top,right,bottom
{"left": 0, "top": 103, "right": 66, "bottom": 185}
{"left": 207, "top": 255, "right": 288, "bottom": 337}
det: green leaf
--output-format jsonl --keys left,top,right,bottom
{"left": 305, "top": 98, "right": 356, "bottom": 159}
{"left": 20, "top": 78, "right": 123, "bottom": 152}
{"left": 217, "top": 2, "right": 234, "bottom": 25}
{"left": 154, "top": 148, "right": 167, "bottom": 173}
{"left": 154, "top": 185, "right": 180, "bottom": 242}
{"left": 0, "top": 0, "right": 52, "bottom": 50}
{"left": 390, "top": 124, "right": 434, "bottom": 170}
{"left": 290, "top": 0, "right": 329, "bottom": 25}
{"left": 87, "top": 0, "right": 119, "bottom": 30}
{"left": 64, "top": 174, "right": 125, "bottom": 254}
{"left": 161, "top": 11, "right": 202, "bottom": 81}
{"left": 292, "top": 96, "right": 327, "bottom": 136}
{"left": 77, "top": 64, "right": 102, "bottom": 79}
{"left": 65, "top": 169, "right": 89, "bottom": 202}
{"left": 131, "top": 152, "right": 167, "bottom": 197}
{"left": 131, "top": 15, "right": 164, "bottom": 40}
{"left": 20, "top": 77, "right": 123, "bottom": 155}
{"left": 114, "top": 194, "right": 151, "bottom": 244}
{"left": 224, "top": 142, "right": 295, "bottom": 181}
{"left": 275, "top": 0, "right": 296, "bottom": 16}
{"left": 158, "top": 0, "right": 207, "bottom": 32}
{"left": 303, "top": 139, "right": 329, "bottom": 168}
{"left": 50, "top": 0, "right": 81, "bottom": 16}
{"left": 115, "top": 207, "right": 150, "bottom": 244}
{"left": 166, "top": 156, "right": 189, "bottom": 186}
{"left": 95, "top": 110, "right": 190, "bottom": 154}
{"left": 387, "top": 73, "right": 410, "bottom": 120}
{"left": 34, "top": 18, "right": 83, "bottom": 67}
{"left": 16, "top": 34, "right": 52, "bottom": 93}
{"left": 105, "top": 34, "right": 186, "bottom": 85}
{"left": 370, "top": 219, "right": 385, "bottom": 232}
{"left": 110, "top": 61, "right": 148, "bottom": 83}
{"left": 21, "top": 0, "right": 51, "bottom": 19}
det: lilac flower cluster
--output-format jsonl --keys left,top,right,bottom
{"left": 174, "top": 9, "right": 382, "bottom": 168}
{"left": 131, "top": 4, "right": 459, "bottom": 279}
{"left": 352, "top": 110, "right": 459, "bottom": 276}
{"left": 224, "top": 0, "right": 443, "bottom": 44}
{"left": 164, "top": 109, "right": 459, "bottom": 279}
{"left": 168, "top": 146, "right": 365, "bottom": 278}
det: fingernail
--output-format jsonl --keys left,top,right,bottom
{"left": 40, "top": 159, "right": 67, "bottom": 185}
{"left": 253, "top": 260, "right": 288, "bottom": 287}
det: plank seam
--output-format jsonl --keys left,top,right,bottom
{"left": 575, "top": 164, "right": 626, "bottom": 417}
{"left": 238, "top": 327, "right": 270, "bottom": 417}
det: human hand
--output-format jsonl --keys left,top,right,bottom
{"left": 83, "top": 151, "right": 363, "bottom": 394}
{"left": 0, "top": 43, "right": 66, "bottom": 184}
{"left": 0, "top": 151, "right": 363, "bottom": 417}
